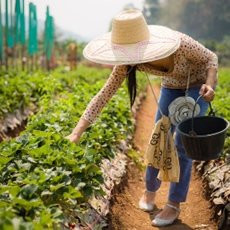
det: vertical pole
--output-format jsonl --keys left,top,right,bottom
{"left": 8, "top": 0, "right": 14, "bottom": 69}
{"left": 0, "top": 1, "right": 3, "bottom": 68}
{"left": 5, "top": 0, "right": 9, "bottom": 69}
{"left": 21, "top": 0, "right": 26, "bottom": 71}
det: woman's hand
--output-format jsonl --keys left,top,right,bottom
{"left": 65, "top": 132, "right": 81, "bottom": 143}
{"left": 65, "top": 118, "right": 90, "bottom": 143}
{"left": 199, "top": 84, "right": 215, "bottom": 102}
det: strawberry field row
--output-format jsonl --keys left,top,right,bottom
{"left": 0, "top": 66, "right": 134, "bottom": 229}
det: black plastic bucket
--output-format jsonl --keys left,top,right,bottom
{"left": 177, "top": 99, "right": 229, "bottom": 161}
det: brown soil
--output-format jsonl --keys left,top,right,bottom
{"left": 109, "top": 85, "right": 217, "bottom": 230}
{"left": 0, "top": 120, "right": 27, "bottom": 142}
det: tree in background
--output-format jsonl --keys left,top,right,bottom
{"left": 143, "top": 0, "right": 160, "bottom": 24}
{"left": 143, "top": 0, "right": 230, "bottom": 41}
{"left": 179, "top": 0, "right": 230, "bottom": 41}
{"left": 143, "top": 0, "right": 230, "bottom": 65}
{"left": 157, "top": 0, "right": 184, "bottom": 30}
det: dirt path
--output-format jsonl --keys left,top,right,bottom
{"left": 109, "top": 85, "right": 217, "bottom": 230}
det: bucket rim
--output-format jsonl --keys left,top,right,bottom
{"left": 176, "top": 116, "right": 230, "bottom": 138}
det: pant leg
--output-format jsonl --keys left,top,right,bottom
{"left": 168, "top": 87, "right": 209, "bottom": 202}
{"left": 146, "top": 87, "right": 185, "bottom": 192}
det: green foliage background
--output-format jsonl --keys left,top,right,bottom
{"left": 143, "top": 0, "right": 230, "bottom": 66}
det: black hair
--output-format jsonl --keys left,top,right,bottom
{"left": 126, "top": 65, "right": 137, "bottom": 107}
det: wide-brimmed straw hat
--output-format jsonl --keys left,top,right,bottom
{"left": 83, "top": 9, "right": 181, "bottom": 65}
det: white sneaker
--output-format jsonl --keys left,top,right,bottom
{"left": 152, "top": 203, "right": 180, "bottom": 227}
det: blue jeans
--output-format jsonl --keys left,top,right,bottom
{"left": 145, "top": 86, "right": 209, "bottom": 203}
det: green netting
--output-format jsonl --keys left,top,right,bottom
{"left": 0, "top": 1, "right": 3, "bottom": 60}
{"left": 20, "top": 0, "right": 25, "bottom": 45}
{"left": 15, "top": 0, "right": 21, "bottom": 44}
{"left": 6, "top": 0, "right": 15, "bottom": 48}
{"left": 44, "top": 6, "right": 54, "bottom": 60}
{"left": 2, "top": 0, "right": 54, "bottom": 62}
{"left": 15, "top": 0, "right": 25, "bottom": 45}
{"left": 28, "top": 2, "right": 38, "bottom": 55}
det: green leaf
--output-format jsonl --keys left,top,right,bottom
{"left": 63, "top": 186, "right": 82, "bottom": 199}
{"left": 19, "top": 184, "right": 39, "bottom": 200}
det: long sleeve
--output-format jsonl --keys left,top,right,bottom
{"left": 81, "top": 65, "right": 128, "bottom": 123}
{"left": 180, "top": 32, "right": 218, "bottom": 70}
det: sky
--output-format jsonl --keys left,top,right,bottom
{"left": 23, "top": 0, "right": 145, "bottom": 41}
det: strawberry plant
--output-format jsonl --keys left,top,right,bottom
{"left": 0, "top": 65, "right": 142, "bottom": 228}
{"left": 212, "top": 68, "right": 230, "bottom": 159}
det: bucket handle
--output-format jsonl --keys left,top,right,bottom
{"left": 191, "top": 95, "right": 215, "bottom": 134}
{"left": 207, "top": 102, "right": 215, "bottom": 116}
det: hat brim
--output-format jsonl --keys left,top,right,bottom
{"left": 83, "top": 25, "right": 181, "bottom": 66}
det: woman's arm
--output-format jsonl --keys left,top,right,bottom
{"left": 179, "top": 32, "right": 218, "bottom": 101}
{"left": 206, "top": 68, "right": 218, "bottom": 88}
{"left": 199, "top": 67, "right": 218, "bottom": 102}
{"left": 66, "top": 65, "right": 127, "bottom": 143}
